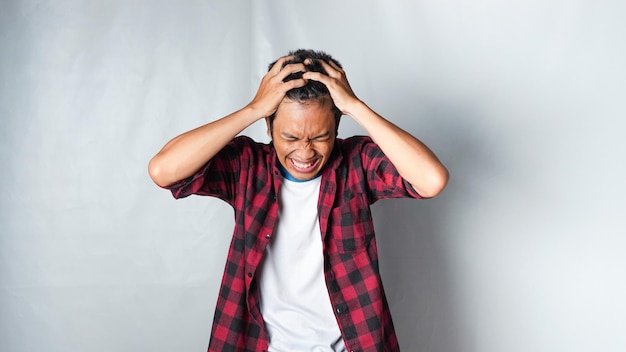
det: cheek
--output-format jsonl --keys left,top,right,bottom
{"left": 316, "top": 144, "right": 333, "bottom": 158}
{"left": 279, "top": 144, "right": 297, "bottom": 157}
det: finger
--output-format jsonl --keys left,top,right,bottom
{"left": 325, "top": 59, "right": 344, "bottom": 74}
{"left": 302, "top": 71, "right": 331, "bottom": 85}
{"left": 275, "top": 62, "right": 307, "bottom": 82}
{"left": 268, "top": 55, "right": 295, "bottom": 74}
{"left": 279, "top": 62, "right": 306, "bottom": 74}
{"left": 314, "top": 59, "right": 344, "bottom": 79}
{"left": 283, "top": 77, "right": 308, "bottom": 90}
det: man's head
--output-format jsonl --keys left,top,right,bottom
{"left": 266, "top": 49, "right": 343, "bottom": 135}
{"left": 266, "top": 49, "right": 342, "bottom": 180}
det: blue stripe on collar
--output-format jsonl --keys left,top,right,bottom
{"left": 277, "top": 162, "right": 321, "bottom": 182}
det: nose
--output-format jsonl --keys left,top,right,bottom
{"left": 298, "top": 140, "right": 315, "bottom": 158}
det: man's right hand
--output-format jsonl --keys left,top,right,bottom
{"left": 246, "top": 55, "right": 308, "bottom": 119}
{"left": 149, "top": 56, "right": 308, "bottom": 188}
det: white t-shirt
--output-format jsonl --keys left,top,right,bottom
{"left": 258, "top": 176, "right": 347, "bottom": 352}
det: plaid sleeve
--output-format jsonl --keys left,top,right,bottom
{"left": 163, "top": 136, "right": 254, "bottom": 205}
{"left": 348, "top": 136, "right": 422, "bottom": 201}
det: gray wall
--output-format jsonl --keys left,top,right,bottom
{"left": 1, "top": 0, "right": 625, "bottom": 351}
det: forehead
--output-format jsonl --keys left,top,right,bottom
{"left": 274, "top": 98, "right": 335, "bottom": 129}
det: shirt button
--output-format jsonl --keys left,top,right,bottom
{"left": 247, "top": 272, "right": 252, "bottom": 278}
{"left": 265, "top": 234, "right": 271, "bottom": 240}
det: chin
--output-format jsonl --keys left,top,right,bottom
{"left": 289, "top": 167, "right": 320, "bottom": 180}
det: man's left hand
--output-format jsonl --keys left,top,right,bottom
{"left": 302, "top": 59, "right": 361, "bottom": 117}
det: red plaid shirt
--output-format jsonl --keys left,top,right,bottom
{"left": 165, "top": 135, "right": 421, "bottom": 352}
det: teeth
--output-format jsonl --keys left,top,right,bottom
{"left": 292, "top": 160, "right": 314, "bottom": 169}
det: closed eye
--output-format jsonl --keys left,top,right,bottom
{"left": 281, "top": 133, "right": 299, "bottom": 141}
{"left": 312, "top": 136, "right": 330, "bottom": 142}
{"left": 311, "top": 132, "right": 331, "bottom": 142}
{"left": 280, "top": 132, "right": 331, "bottom": 142}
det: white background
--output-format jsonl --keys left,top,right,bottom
{"left": 1, "top": 0, "right": 625, "bottom": 351}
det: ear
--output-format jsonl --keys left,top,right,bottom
{"left": 265, "top": 117, "right": 272, "bottom": 138}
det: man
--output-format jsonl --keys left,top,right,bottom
{"left": 149, "top": 49, "right": 448, "bottom": 352}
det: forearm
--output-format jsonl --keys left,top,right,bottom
{"left": 148, "top": 106, "right": 260, "bottom": 187}
{"left": 347, "top": 101, "right": 449, "bottom": 198}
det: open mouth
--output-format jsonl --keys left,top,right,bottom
{"left": 289, "top": 158, "right": 320, "bottom": 173}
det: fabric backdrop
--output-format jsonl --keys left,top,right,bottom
{"left": 1, "top": 0, "right": 625, "bottom": 351}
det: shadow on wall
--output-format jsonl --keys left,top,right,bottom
{"left": 372, "top": 101, "right": 495, "bottom": 352}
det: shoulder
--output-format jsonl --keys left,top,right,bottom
{"left": 336, "top": 135, "right": 374, "bottom": 151}
{"left": 222, "top": 136, "right": 276, "bottom": 171}
{"left": 336, "top": 135, "right": 381, "bottom": 158}
{"left": 326, "top": 135, "right": 382, "bottom": 174}
{"left": 229, "top": 135, "right": 269, "bottom": 149}
{"left": 225, "top": 135, "right": 273, "bottom": 156}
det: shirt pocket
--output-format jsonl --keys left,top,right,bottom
{"left": 329, "top": 196, "right": 375, "bottom": 253}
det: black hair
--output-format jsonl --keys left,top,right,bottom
{"left": 267, "top": 49, "right": 343, "bottom": 134}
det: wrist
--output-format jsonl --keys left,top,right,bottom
{"left": 241, "top": 104, "right": 269, "bottom": 122}
{"left": 343, "top": 99, "right": 369, "bottom": 119}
